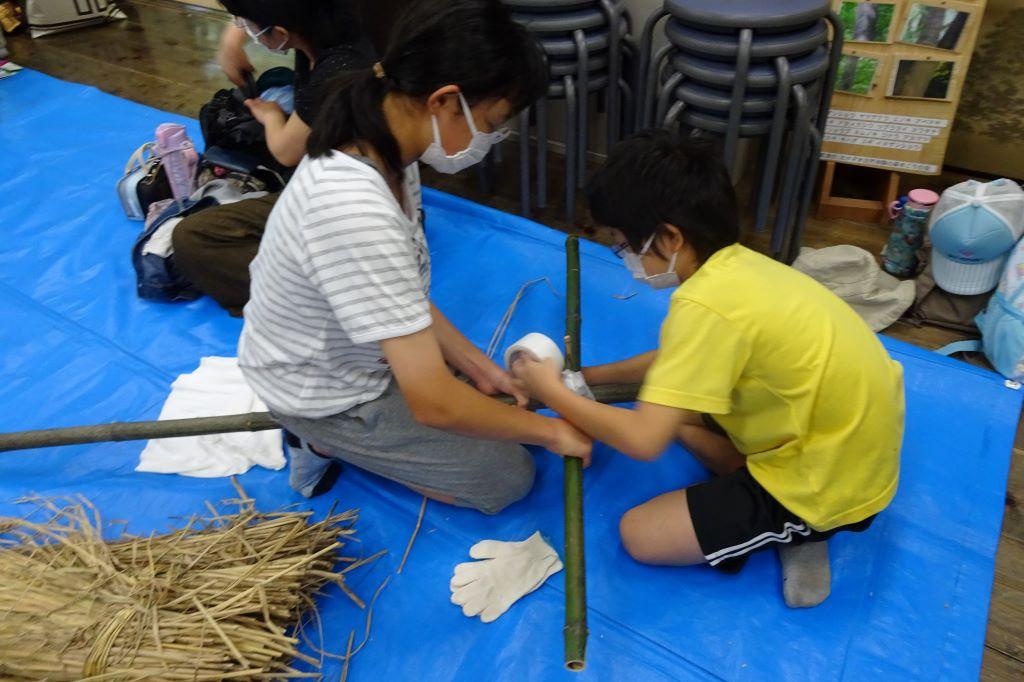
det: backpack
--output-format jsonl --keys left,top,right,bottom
{"left": 117, "top": 124, "right": 200, "bottom": 220}
{"left": 942, "top": 238, "right": 1024, "bottom": 381}
{"left": 116, "top": 143, "right": 172, "bottom": 221}
{"left": 933, "top": 179, "right": 1024, "bottom": 378}
{"left": 198, "top": 67, "right": 294, "bottom": 180}
{"left": 132, "top": 179, "right": 268, "bottom": 302}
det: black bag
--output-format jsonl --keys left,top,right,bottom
{"left": 198, "top": 68, "right": 294, "bottom": 180}
{"left": 196, "top": 146, "right": 286, "bottom": 195}
{"left": 116, "top": 142, "right": 174, "bottom": 221}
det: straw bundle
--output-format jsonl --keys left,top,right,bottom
{"left": 0, "top": 485, "right": 381, "bottom": 680}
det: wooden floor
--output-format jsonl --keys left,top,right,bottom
{"left": 5, "top": 1, "right": 1022, "bottom": 677}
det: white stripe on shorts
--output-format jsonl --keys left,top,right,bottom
{"left": 706, "top": 521, "right": 813, "bottom": 566}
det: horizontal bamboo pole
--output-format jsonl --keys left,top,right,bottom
{"left": 0, "top": 384, "right": 640, "bottom": 453}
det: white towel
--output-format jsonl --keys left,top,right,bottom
{"left": 137, "top": 357, "right": 284, "bottom": 478}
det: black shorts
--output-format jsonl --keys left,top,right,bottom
{"left": 687, "top": 467, "right": 875, "bottom": 574}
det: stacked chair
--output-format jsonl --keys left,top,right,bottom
{"left": 638, "top": 0, "right": 842, "bottom": 261}
{"left": 504, "top": 0, "right": 637, "bottom": 225}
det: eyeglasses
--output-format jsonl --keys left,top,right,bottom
{"left": 611, "top": 242, "right": 631, "bottom": 259}
{"left": 233, "top": 16, "right": 269, "bottom": 41}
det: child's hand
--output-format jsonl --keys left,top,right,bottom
{"left": 471, "top": 362, "right": 529, "bottom": 407}
{"left": 244, "top": 98, "right": 286, "bottom": 127}
{"left": 547, "top": 418, "right": 592, "bottom": 467}
{"left": 509, "top": 355, "right": 563, "bottom": 399}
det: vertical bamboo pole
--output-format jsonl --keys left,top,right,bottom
{"left": 563, "top": 235, "right": 588, "bottom": 671}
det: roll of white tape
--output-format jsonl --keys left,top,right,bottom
{"left": 504, "top": 333, "right": 565, "bottom": 372}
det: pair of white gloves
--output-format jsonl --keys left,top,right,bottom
{"left": 450, "top": 532, "right": 562, "bottom": 623}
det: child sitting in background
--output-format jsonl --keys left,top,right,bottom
{"left": 511, "top": 129, "right": 904, "bottom": 607}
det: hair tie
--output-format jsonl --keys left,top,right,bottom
{"left": 372, "top": 62, "right": 386, "bottom": 80}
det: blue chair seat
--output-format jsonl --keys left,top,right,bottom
{"left": 511, "top": 8, "right": 606, "bottom": 33}
{"left": 672, "top": 80, "right": 822, "bottom": 114}
{"left": 665, "top": 18, "right": 827, "bottom": 61}
{"left": 669, "top": 46, "right": 828, "bottom": 90}
{"left": 673, "top": 82, "right": 779, "bottom": 114}
{"left": 665, "top": 0, "right": 831, "bottom": 32}
{"left": 549, "top": 53, "right": 610, "bottom": 76}
{"left": 503, "top": 0, "right": 596, "bottom": 12}
{"left": 677, "top": 108, "right": 776, "bottom": 136}
{"left": 539, "top": 22, "right": 626, "bottom": 57}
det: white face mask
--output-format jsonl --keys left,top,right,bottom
{"left": 236, "top": 17, "right": 289, "bottom": 55}
{"left": 622, "top": 234, "right": 681, "bottom": 289}
{"left": 419, "top": 93, "right": 509, "bottom": 174}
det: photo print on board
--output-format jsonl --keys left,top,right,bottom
{"left": 839, "top": 1, "right": 897, "bottom": 43}
{"left": 835, "top": 52, "right": 883, "bottom": 96}
{"left": 889, "top": 58, "right": 956, "bottom": 100}
{"left": 899, "top": 3, "right": 971, "bottom": 51}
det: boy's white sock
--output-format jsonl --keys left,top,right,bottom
{"left": 779, "top": 541, "right": 831, "bottom": 608}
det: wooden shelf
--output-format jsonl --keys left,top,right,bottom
{"left": 816, "top": 160, "right": 900, "bottom": 224}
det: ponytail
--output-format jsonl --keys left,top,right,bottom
{"left": 308, "top": 0, "right": 547, "bottom": 179}
{"left": 307, "top": 68, "right": 404, "bottom": 178}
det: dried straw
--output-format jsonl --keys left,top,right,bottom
{"left": 397, "top": 496, "right": 427, "bottom": 575}
{"left": 0, "top": 487, "right": 382, "bottom": 680}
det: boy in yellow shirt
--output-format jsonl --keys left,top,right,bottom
{"left": 512, "top": 130, "right": 904, "bottom": 607}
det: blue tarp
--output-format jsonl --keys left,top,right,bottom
{"left": 0, "top": 69, "right": 1018, "bottom": 680}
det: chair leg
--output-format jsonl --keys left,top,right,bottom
{"left": 574, "top": 30, "right": 589, "bottom": 189}
{"left": 619, "top": 76, "right": 634, "bottom": 139}
{"left": 599, "top": 0, "right": 622, "bottom": 150}
{"left": 724, "top": 29, "right": 753, "bottom": 175}
{"left": 755, "top": 57, "right": 792, "bottom": 233}
{"left": 817, "top": 12, "right": 844, "bottom": 139}
{"left": 621, "top": 35, "right": 639, "bottom": 136}
{"left": 564, "top": 75, "right": 577, "bottom": 226}
{"left": 656, "top": 72, "right": 683, "bottom": 127}
{"left": 664, "top": 100, "right": 686, "bottom": 129}
{"left": 637, "top": 8, "right": 668, "bottom": 113}
{"left": 786, "top": 128, "right": 823, "bottom": 264}
{"left": 643, "top": 44, "right": 673, "bottom": 128}
{"left": 771, "top": 85, "right": 810, "bottom": 259}
{"left": 519, "top": 108, "right": 531, "bottom": 217}
{"left": 536, "top": 96, "right": 548, "bottom": 210}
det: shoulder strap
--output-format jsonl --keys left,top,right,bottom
{"left": 124, "top": 142, "right": 156, "bottom": 175}
{"left": 936, "top": 339, "right": 982, "bottom": 356}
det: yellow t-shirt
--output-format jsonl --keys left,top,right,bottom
{"left": 639, "top": 244, "right": 904, "bottom": 530}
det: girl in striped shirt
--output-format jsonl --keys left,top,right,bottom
{"left": 239, "top": 0, "right": 591, "bottom": 513}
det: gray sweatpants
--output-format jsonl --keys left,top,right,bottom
{"left": 274, "top": 381, "right": 536, "bottom": 514}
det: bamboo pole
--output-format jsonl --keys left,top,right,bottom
{"left": 0, "top": 385, "right": 640, "bottom": 453}
{"left": 563, "top": 235, "right": 588, "bottom": 671}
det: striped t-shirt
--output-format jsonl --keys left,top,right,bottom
{"left": 238, "top": 151, "right": 431, "bottom": 418}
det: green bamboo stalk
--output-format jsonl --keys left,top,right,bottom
{"left": 0, "top": 385, "right": 640, "bottom": 454}
{"left": 563, "top": 235, "right": 588, "bottom": 671}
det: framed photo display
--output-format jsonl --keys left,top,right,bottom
{"left": 835, "top": 50, "right": 889, "bottom": 97}
{"left": 823, "top": 0, "right": 986, "bottom": 174}
{"left": 888, "top": 57, "right": 957, "bottom": 100}
{"left": 838, "top": 1, "right": 898, "bottom": 43}
{"left": 898, "top": 1, "right": 975, "bottom": 52}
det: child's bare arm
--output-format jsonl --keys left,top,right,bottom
{"left": 245, "top": 101, "right": 311, "bottom": 167}
{"left": 583, "top": 350, "right": 658, "bottom": 385}
{"left": 514, "top": 357, "right": 689, "bottom": 460}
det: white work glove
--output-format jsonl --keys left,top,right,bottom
{"left": 450, "top": 531, "right": 563, "bottom": 623}
{"left": 561, "top": 369, "right": 595, "bottom": 400}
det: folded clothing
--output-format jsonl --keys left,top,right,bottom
{"left": 137, "top": 356, "right": 284, "bottom": 478}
